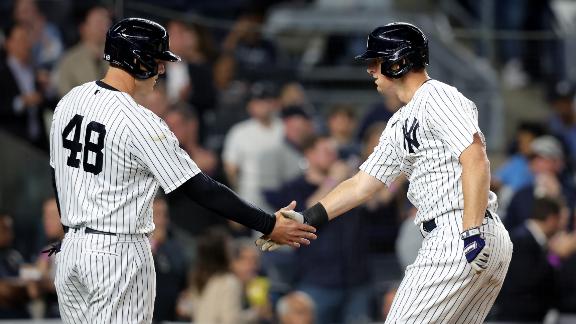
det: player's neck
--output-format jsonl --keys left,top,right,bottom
{"left": 396, "top": 71, "right": 430, "bottom": 104}
{"left": 101, "top": 67, "right": 136, "bottom": 97}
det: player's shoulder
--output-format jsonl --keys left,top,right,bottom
{"left": 424, "top": 80, "right": 466, "bottom": 99}
{"left": 55, "top": 81, "right": 98, "bottom": 111}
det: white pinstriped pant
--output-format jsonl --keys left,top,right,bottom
{"left": 386, "top": 211, "right": 513, "bottom": 323}
{"left": 55, "top": 230, "right": 156, "bottom": 324}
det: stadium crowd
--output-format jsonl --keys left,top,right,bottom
{"left": 1, "top": 0, "right": 576, "bottom": 323}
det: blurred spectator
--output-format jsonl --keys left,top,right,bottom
{"left": 177, "top": 228, "right": 257, "bottom": 323}
{"left": 493, "top": 121, "right": 546, "bottom": 192}
{"left": 230, "top": 239, "right": 273, "bottom": 322}
{"left": 493, "top": 121, "right": 546, "bottom": 218}
{"left": 135, "top": 81, "right": 170, "bottom": 118}
{"left": 326, "top": 104, "right": 360, "bottom": 161}
{"left": 32, "top": 198, "right": 63, "bottom": 319}
{"left": 0, "top": 213, "right": 30, "bottom": 319}
{"left": 356, "top": 86, "right": 402, "bottom": 141}
{"left": 163, "top": 103, "right": 226, "bottom": 237}
{"left": 505, "top": 135, "right": 576, "bottom": 231}
{"left": 555, "top": 232, "right": 576, "bottom": 315}
{"left": 165, "top": 105, "right": 219, "bottom": 176}
{"left": 222, "top": 81, "right": 283, "bottom": 210}
{"left": 166, "top": 20, "right": 217, "bottom": 141}
{"left": 151, "top": 195, "right": 188, "bottom": 322}
{"left": 265, "top": 135, "right": 371, "bottom": 324}
{"left": 54, "top": 4, "right": 110, "bottom": 97}
{"left": 493, "top": 197, "right": 576, "bottom": 322}
{"left": 222, "top": 12, "right": 277, "bottom": 79}
{"left": 547, "top": 80, "right": 576, "bottom": 167}
{"left": 0, "top": 22, "right": 50, "bottom": 151}
{"left": 259, "top": 105, "right": 315, "bottom": 197}
{"left": 279, "top": 82, "right": 310, "bottom": 109}
{"left": 490, "top": 0, "right": 561, "bottom": 87}
{"left": 13, "top": 0, "right": 63, "bottom": 70}
{"left": 395, "top": 205, "right": 421, "bottom": 269}
{"left": 276, "top": 291, "right": 315, "bottom": 324}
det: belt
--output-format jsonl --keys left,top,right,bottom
{"left": 63, "top": 226, "right": 116, "bottom": 236}
{"left": 422, "top": 210, "right": 493, "bottom": 233}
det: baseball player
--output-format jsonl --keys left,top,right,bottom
{"left": 49, "top": 18, "right": 316, "bottom": 324}
{"left": 258, "top": 22, "right": 513, "bottom": 323}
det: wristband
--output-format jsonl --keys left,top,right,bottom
{"left": 460, "top": 227, "right": 481, "bottom": 240}
{"left": 302, "top": 203, "right": 329, "bottom": 229}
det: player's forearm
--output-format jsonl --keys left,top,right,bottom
{"left": 461, "top": 149, "right": 490, "bottom": 231}
{"left": 319, "top": 171, "right": 382, "bottom": 220}
{"left": 172, "top": 173, "right": 275, "bottom": 234}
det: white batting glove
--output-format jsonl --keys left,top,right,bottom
{"left": 255, "top": 210, "right": 305, "bottom": 252}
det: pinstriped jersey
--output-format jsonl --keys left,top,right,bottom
{"left": 360, "top": 79, "right": 497, "bottom": 224}
{"left": 50, "top": 81, "right": 200, "bottom": 234}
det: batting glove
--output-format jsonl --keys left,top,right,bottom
{"left": 255, "top": 210, "right": 304, "bottom": 252}
{"left": 461, "top": 227, "right": 491, "bottom": 273}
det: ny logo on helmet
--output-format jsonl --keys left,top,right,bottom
{"left": 403, "top": 118, "right": 420, "bottom": 153}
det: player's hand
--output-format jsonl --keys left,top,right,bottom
{"left": 462, "top": 228, "right": 491, "bottom": 273}
{"left": 255, "top": 201, "right": 316, "bottom": 251}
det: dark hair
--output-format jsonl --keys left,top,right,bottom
{"left": 3, "top": 21, "right": 26, "bottom": 41}
{"left": 530, "top": 197, "right": 562, "bottom": 221}
{"left": 517, "top": 121, "right": 546, "bottom": 138}
{"left": 328, "top": 104, "right": 356, "bottom": 119}
{"left": 191, "top": 227, "right": 231, "bottom": 294}
{"left": 301, "top": 134, "right": 330, "bottom": 153}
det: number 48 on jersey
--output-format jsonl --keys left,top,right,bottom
{"left": 62, "top": 114, "right": 107, "bottom": 175}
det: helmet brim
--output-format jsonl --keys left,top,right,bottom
{"left": 157, "top": 51, "right": 181, "bottom": 62}
{"left": 354, "top": 50, "right": 382, "bottom": 61}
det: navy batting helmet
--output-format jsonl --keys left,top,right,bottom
{"left": 103, "top": 18, "right": 180, "bottom": 79}
{"left": 355, "top": 22, "right": 428, "bottom": 79}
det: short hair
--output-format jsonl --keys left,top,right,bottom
{"left": 530, "top": 197, "right": 562, "bottom": 221}
{"left": 328, "top": 104, "right": 356, "bottom": 119}
{"left": 517, "top": 121, "right": 546, "bottom": 138}
{"left": 3, "top": 21, "right": 26, "bottom": 41}
{"left": 301, "top": 135, "right": 330, "bottom": 153}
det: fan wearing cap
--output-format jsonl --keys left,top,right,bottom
{"left": 223, "top": 81, "right": 285, "bottom": 211}
{"left": 505, "top": 135, "right": 576, "bottom": 231}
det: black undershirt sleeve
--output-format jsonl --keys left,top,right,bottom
{"left": 170, "top": 172, "right": 276, "bottom": 234}
{"left": 51, "top": 167, "right": 62, "bottom": 217}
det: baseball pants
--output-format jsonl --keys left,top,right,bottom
{"left": 55, "top": 229, "right": 156, "bottom": 324}
{"left": 386, "top": 210, "right": 513, "bottom": 323}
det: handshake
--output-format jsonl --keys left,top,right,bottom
{"left": 255, "top": 201, "right": 329, "bottom": 251}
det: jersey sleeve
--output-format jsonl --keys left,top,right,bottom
{"left": 425, "top": 87, "right": 484, "bottom": 158}
{"left": 359, "top": 126, "right": 402, "bottom": 186}
{"left": 126, "top": 110, "right": 201, "bottom": 193}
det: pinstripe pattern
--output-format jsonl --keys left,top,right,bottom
{"left": 386, "top": 212, "right": 512, "bottom": 323}
{"left": 360, "top": 80, "right": 498, "bottom": 224}
{"left": 49, "top": 81, "right": 201, "bottom": 323}
{"left": 55, "top": 230, "right": 155, "bottom": 324}
{"left": 359, "top": 79, "right": 512, "bottom": 322}
{"left": 50, "top": 81, "right": 200, "bottom": 234}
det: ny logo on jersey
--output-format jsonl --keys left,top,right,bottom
{"left": 402, "top": 118, "right": 420, "bottom": 153}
